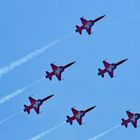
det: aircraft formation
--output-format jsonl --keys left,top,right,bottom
{"left": 21, "top": 15, "right": 139, "bottom": 129}
{"left": 1, "top": 13, "right": 139, "bottom": 140}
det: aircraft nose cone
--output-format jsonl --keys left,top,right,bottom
{"left": 117, "top": 58, "right": 128, "bottom": 66}
{"left": 86, "top": 106, "right": 96, "bottom": 112}
{"left": 65, "top": 61, "right": 76, "bottom": 68}
{"left": 70, "top": 61, "right": 76, "bottom": 65}
{"left": 101, "top": 15, "right": 105, "bottom": 18}
{"left": 72, "top": 61, "right": 76, "bottom": 64}
{"left": 121, "top": 58, "right": 128, "bottom": 64}
{"left": 91, "top": 106, "right": 96, "bottom": 109}
{"left": 94, "top": 15, "right": 105, "bottom": 23}
{"left": 123, "top": 58, "right": 128, "bottom": 62}
{"left": 48, "top": 94, "right": 54, "bottom": 99}
{"left": 99, "top": 15, "right": 105, "bottom": 21}
{"left": 50, "top": 94, "right": 54, "bottom": 98}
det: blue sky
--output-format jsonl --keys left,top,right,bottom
{"left": 0, "top": 0, "right": 140, "bottom": 140}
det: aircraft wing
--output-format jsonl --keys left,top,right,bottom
{"left": 29, "top": 97, "right": 36, "bottom": 104}
{"left": 71, "top": 108, "right": 78, "bottom": 115}
{"left": 108, "top": 70, "right": 114, "bottom": 78}
{"left": 76, "top": 118, "right": 82, "bottom": 125}
{"left": 56, "top": 73, "right": 62, "bottom": 81}
{"left": 51, "top": 63, "right": 58, "bottom": 71}
{"left": 86, "top": 28, "right": 92, "bottom": 35}
{"left": 80, "top": 17, "right": 87, "bottom": 25}
{"left": 103, "top": 60, "right": 110, "bottom": 68}
{"left": 132, "top": 120, "right": 137, "bottom": 128}
{"left": 34, "top": 107, "right": 40, "bottom": 114}
{"left": 126, "top": 111, "right": 134, "bottom": 118}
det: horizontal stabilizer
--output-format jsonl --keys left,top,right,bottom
{"left": 45, "top": 71, "right": 52, "bottom": 80}
{"left": 24, "top": 105, "right": 30, "bottom": 114}
{"left": 66, "top": 116, "right": 73, "bottom": 125}
{"left": 98, "top": 68, "right": 104, "bottom": 78}
{"left": 75, "top": 25, "right": 82, "bottom": 35}
{"left": 121, "top": 118, "right": 128, "bottom": 128}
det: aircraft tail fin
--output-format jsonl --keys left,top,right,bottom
{"left": 121, "top": 118, "right": 128, "bottom": 128}
{"left": 45, "top": 71, "right": 53, "bottom": 80}
{"left": 98, "top": 68, "right": 104, "bottom": 78}
{"left": 75, "top": 25, "right": 82, "bottom": 35}
{"left": 24, "top": 105, "right": 30, "bottom": 114}
{"left": 66, "top": 116, "right": 73, "bottom": 125}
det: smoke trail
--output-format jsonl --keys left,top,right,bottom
{"left": 0, "top": 111, "right": 23, "bottom": 124}
{"left": 0, "top": 78, "right": 44, "bottom": 105}
{"left": 0, "top": 32, "right": 74, "bottom": 78}
{"left": 28, "top": 122, "right": 66, "bottom": 140}
{"left": 88, "top": 124, "right": 121, "bottom": 140}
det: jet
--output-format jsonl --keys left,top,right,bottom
{"left": 66, "top": 106, "right": 96, "bottom": 125}
{"left": 121, "top": 111, "right": 140, "bottom": 128}
{"left": 24, "top": 94, "right": 54, "bottom": 114}
{"left": 45, "top": 61, "right": 75, "bottom": 81}
{"left": 98, "top": 59, "right": 128, "bottom": 78}
{"left": 75, "top": 15, "right": 105, "bottom": 35}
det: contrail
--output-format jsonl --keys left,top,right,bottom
{"left": 0, "top": 78, "right": 44, "bottom": 105}
{"left": 28, "top": 122, "right": 66, "bottom": 140}
{"left": 88, "top": 124, "right": 121, "bottom": 140}
{"left": 0, "top": 32, "right": 74, "bottom": 78}
{"left": 0, "top": 111, "right": 23, "bottom": 125}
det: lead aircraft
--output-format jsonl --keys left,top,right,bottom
{"left": 75, "top": 15, "right": 105, "bottom": 35}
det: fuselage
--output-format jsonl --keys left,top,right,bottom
{"left": 33, "top": 100, "right": 42, "bottom": 108}
{"left": 107, "top": 64, "right": 116, "bottom": 72}
{"left": 130, "top": 114, "right": 139, "bottom": 123}
{"left": 75, "top": 111, "right": 84, "bottom": 119}
{"left": 84, "top": 21, "right": 93, "bottom": 29}
{"left": 55, "top": 66, "right": 64, "bottom": 75}
{"left": 27, "top": 100, "right": 43, "bottom": 110}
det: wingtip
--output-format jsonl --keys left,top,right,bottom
{"left": 80, "top": 16, "right": 84, "bottom": 19}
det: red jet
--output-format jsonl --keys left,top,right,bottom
{"left": 24, "top": 94, "right": 54, "bottom": 114}
{"left": 121, "top": 111, "right": 140, "bottom": 128}
{"left": 66, "top": 106, "right": 96, "bottom": 125}
{"left": 45, "top": 61, "right": 75, "bottom": 81}
{"left": 75, "top": 15, "right": 105, "bottom": 35}
{"left": 98, "top": 59, "right": 128, "bottom": 78}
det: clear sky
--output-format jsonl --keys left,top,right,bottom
{"left": 0, "top": 0, "right": 140, "bottom": 140}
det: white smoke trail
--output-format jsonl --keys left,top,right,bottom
{"left": 28, "top": 122, "right": 66, "bottom": 140}
{"left": 0, "top": 111, "right": 23, "bottom": 124}
{"left": 0, "top": 32, "right": 74, "bottom": 78}
{"left": 0, "top": 78, "right": 44, "bottom": 105}
{"left": 88, "top": 124, "right": 121, "bottom": 140}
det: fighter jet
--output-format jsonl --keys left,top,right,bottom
{"left": 75, "top": 15, "right": 105, "bottom": 35}
{"left": 45, "top": 61, "right": 75, "bottom": 81}
{"left": 66, "top": 106, "right": 96, "bottom": 125}
{"left": 98, "top": 59, "right": 128, "bottom": 78}
{"left": 24, "top": 94, "right": 54, "bottom": 114}
{"left": 121, "top": 111, "right": 140, "bottom": 128}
